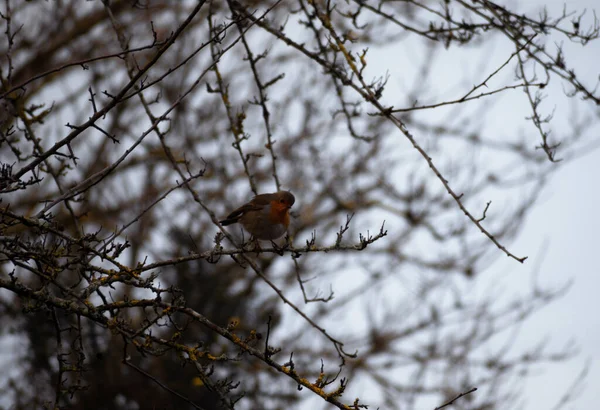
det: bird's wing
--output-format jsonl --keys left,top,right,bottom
{"left": 220, "top": 194, "right": 275, "bottom": 225}
{"left": 248, "top": 193, "right": 276, "bottom": 207}
{"left": 226, "top": 203, "right": 262, "bottom": 219}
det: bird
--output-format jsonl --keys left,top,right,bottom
{"left": 220, "top": 191, "right": 295, "bottom": 240}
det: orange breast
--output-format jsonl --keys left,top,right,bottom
{"left": 269, "top": 201, "right": 290, "bottom": 227}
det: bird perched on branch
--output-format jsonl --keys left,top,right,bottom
{"left": 220, "top": 191, "right": 295, "bottom": 240}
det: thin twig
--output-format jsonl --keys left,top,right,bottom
{"left": 434, "top": 387, "right": 478, "bottom": 410}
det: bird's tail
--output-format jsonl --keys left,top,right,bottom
{"left": 219, "top": 216, "right": 239, "bottom": 226}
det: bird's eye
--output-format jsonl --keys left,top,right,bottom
{"left": 280, "top": 199, "right": 286, "bottom": 203}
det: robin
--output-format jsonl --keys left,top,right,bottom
{"left": 220, "top": 191, "right": 295, "bottom": 240}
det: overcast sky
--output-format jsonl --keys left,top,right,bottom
{"left": 333, "top": 1, "right": 600, "bottom": 408}
{"left": 496, "top": 1, "right": 599, "bottom": 408}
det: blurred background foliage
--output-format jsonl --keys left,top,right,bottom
{"left": 0, "top": 0, "right": 598, "bottom": 409}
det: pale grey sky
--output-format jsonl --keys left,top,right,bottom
{"left": 513, "top": 149, "right": 600, "bottom": 409}
{"left": 491, "top": 1, "right": 600, "bottom": 408}
{"left": 325, "top": 0, "right": 600, "bottom": 408}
